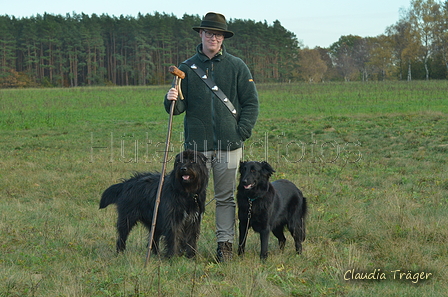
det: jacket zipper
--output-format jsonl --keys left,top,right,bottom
{"left": 210, "top": 62, "right": 218, "bottom": 150}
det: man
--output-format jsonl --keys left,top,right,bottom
{"left": 165, "top": 12, "right": 259, "bottom": 262}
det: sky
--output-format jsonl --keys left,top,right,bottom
{"left": 3, "top": 0, "right": 411, "bottom": 48}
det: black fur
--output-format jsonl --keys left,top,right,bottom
{"left": 99, "top": 150, "right": 208, "bottom": 258}
{"left": 237, "top": 161, "right": 307, "bottom": 260}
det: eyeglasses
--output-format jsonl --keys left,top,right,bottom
{"left": 203, "top": 30, "right": 224, "bottom": 40}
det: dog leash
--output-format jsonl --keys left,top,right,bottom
{"left": 205, "top": 197, "right": 216, "bottom": 207}
{"left": 239, "top": 187, "right": 267, "bottom": 251}
{"left": 238, "top": 199, "right": 253, "bottom": 251}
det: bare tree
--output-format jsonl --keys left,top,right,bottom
{"left": 299, "top": 48, "right": 327, "bottom": 82}
{"left": 329, "top": 35, "right": 362, "bottom": 81}
{"left": 367, "top": 35, "right": 394, "bottom": 80}
{"left": 409, "top": 0, "right": 441, "bottom": 80}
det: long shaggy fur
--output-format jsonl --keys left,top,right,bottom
{"left": 237, "top": 161, "right": 307, "bottom": 260}
{"left": 99, "top": 150, "right": 208, "bottom": 258}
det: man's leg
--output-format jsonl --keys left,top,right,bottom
{"left": 209, "top": 148, "right": 242, "bottom": 262}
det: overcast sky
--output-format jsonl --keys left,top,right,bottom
{"left": 3, "top": 0, "right": 411, "bottom": 48}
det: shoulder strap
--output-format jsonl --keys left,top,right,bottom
{"left": 183, "top": 59, "right": 237, "bottom": 119}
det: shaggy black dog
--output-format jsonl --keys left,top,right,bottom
{"left": 99, "top": 150, "right": 208, "bottom": 258}
{"left": 237, "top": 161, "right": 307, "bottom": 260}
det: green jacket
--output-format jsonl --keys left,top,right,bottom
{"left": 164, "top": 44, "right": 259, "bottom": 151}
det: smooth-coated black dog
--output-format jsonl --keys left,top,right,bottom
{"left": 99, "top": 150, "right": 208, "bottom": 258}
{"left": 237, "top": 161, "right": 307, "bottom": 260}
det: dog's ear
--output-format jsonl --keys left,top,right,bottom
{"left": 239, "top": 161, "right": 246, "bottom": 173}
{"left": 261, "top": 161, "right": 275, "bottom": 177}
{"left": 198, "top": 152, "right": 208, "bottom": 164}
{"left": 175, "top": 152, "right": 182, "bottom": 163}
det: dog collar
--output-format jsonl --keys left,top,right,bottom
{"left": 247, "top": 184, "right": 269, "bottom": 202}
{"left": 190, "top": 193, "right": 199, "bottom": 202}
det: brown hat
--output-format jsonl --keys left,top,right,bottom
{"left": 193, "top": 12, "right": 234, "bottom": 38}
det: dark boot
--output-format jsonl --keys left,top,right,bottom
{"left": 216, "top": 241, "right": 233, "bottom": 262}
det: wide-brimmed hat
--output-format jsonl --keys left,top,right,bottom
{"left": 192, "top": 12, "right": 234, "bottom": 38}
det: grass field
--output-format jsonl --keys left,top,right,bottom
{"left": 1, "top": 81, "right": 447, "bottom": 296}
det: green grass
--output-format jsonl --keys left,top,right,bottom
{"left": 1, "top": 81, "right": 447, "bottom": 296}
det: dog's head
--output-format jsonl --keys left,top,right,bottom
{"left": 238, "top": 161, "right": 275, "bottom": 191}
{"left": 173, "top": 150, "right": 208, "bottom": 193}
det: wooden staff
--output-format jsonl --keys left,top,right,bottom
{"left": 145, "top": 66, "right": 185, "bottom": 266}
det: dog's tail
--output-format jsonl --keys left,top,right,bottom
{"left": 301, "top": 197, "right": 308, "bottom": 242}
{"left": 302, "top": 196, "right": 308, "bottom": 217}
{"left": 99, "top": 183, "right": 123, "bottom": 209}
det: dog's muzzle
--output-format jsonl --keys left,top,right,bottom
{"left": 242, "top": 179, "right": 256, "bottom": 190}
{"left": 181, "top": 166, "right": 194, "bottom": 182}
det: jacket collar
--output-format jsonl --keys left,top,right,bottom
{"left": 197, "top": 44, "right": 225, "bottom": 62}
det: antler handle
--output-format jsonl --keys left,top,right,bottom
{"left": 169, "top": 66, "right": 185, "bottom": 79}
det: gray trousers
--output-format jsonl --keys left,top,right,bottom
{"left": 203, "top": 148, "right": 242, "bottom": 243}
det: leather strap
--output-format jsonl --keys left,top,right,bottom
{"left": 183, "top": 59, "right": 237, "bottom": 119}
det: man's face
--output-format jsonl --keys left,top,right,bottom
{"left": 200, "top": 29, "right": 224, "bottom": 54}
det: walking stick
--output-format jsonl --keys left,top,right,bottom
{"left": 145, "top": 66, "right": 185, "bottom": 266}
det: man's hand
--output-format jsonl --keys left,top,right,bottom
{"left": 167, "top": 88, "right": 178, "bottom": 101}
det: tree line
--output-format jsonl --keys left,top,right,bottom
{"left": 0, "top": 0, "right": 447, "bottom": 88}
{"left": 0, "top": 12, "right": 298, "bottom": 87}
{"left": 320, "top": 0, "right": 448, "bottom": 82}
